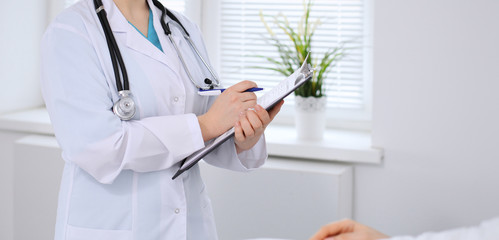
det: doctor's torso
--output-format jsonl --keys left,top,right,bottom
{"left": 42, "top": 0, "right": 221, "bottom": 239}
{"left": 83, "top": 1, "right": 215, "bottom": 119}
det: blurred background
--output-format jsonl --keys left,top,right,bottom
{"left": 1, "top": 0, "right": 499, "bottom": 239}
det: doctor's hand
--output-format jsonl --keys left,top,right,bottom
{"left": 234, "top": 100, "right": 283, "bottom": 153}
{"left": 309, "top": 219, "right": 389, "bottom": 240}
{"left": 198, "top": 81, "right": 259, "bottom": 141}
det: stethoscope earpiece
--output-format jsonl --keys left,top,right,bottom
{"left": 113, "top": 90, "right": 136, "bottom": 121}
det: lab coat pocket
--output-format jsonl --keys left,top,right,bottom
{"left": 68, "top": 169, "right": 133, "bottom": 230}
{"left": 66, "top": 225, "right": 132, "bottom": 240}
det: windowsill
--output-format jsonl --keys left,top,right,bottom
{"left": 265, "top": 125, "right": 383, "bottom": 164}
{"left": 0, "top": 108, "right": 383, "bottom": 164}
{"left": 0, "top": 108, "right": 53, "bottom": 135}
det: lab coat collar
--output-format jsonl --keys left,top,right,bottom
{"left": 101, "top": 0, "right": 128, "bottom": 33}
{"left": 101, "top": 0, "right": 182, "bottom": 76}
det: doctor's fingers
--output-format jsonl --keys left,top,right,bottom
{"left": 244, "top": 108, "right": 265, "bottom": 133}
{"left": 251, "top": 105, "right": 271, "bottom": 128}
{"left": 237, "top": 100, "right": 258, "bottom": 113}
{"left": 240, "top": 91, "right": 257, "bottom": 102}
{"left": 238, "top": 103, "right": 278, "bottom": 134}
{"left": 234, "top": 121, "right": 245, "bottom": 142}
{"left": 238, "top": 114, "right": 257, "bottom": 138}
{"left": 225, "top": 91, "right": 257, "bottom": 104}
{"left": 234, "top": 119, "right": 249, "bottom": 143}
{"left": 228, "top": 80, "right": 258, "bottom": 93}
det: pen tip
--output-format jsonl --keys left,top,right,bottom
{"left": 172, "top": 170, "right": 182, "bottom": 180}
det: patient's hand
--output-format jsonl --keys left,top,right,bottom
{"left": 309, "top": 219, "right": 389, "bottom": 240}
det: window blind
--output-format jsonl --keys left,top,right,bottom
{"left": 219, "top": 0, "right": 366, "bottom": 111}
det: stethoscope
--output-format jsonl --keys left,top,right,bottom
{"left": 93, "top": 0, "right": 220, "bottom": 120}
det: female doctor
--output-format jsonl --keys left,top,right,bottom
{"left": 40, "top": 0, "right": 283, "bottom": 239}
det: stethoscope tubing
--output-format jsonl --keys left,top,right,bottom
{"left": 167, "top": 33, "right": 197, "bottom": 87}
{"left": 94, "top": 0, "right": 129, "bottom": 91}
{"left": 153, "top": 0, "right": 220, "bottom": 89}
{"left": 184, "top": 36, "right": 219, "bottom": 85}
{"left": 93, "top": 0, "right": 221, "bottom": 120}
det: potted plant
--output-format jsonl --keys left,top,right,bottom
{"left": 258, "top": 0, "right": 345, "bottom": 140}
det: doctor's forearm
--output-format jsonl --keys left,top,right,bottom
{"left": 197, "top": 114, "right": 223, "bottom": 142}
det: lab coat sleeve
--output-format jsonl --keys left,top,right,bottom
{"left": 203, "top": 135, "right": 267, "bottom": 172}
{"left": 386, "top": 217, "right": 499, "bottom": 240}
{"left": 40, "top": 17, "right": 205, "bottom": 184}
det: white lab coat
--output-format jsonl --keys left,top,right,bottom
{"left": 40, "top": 0, "right": 267, "bottom": 239}
{"left": 387, "top": 217, "right": 499, "bottom": 240}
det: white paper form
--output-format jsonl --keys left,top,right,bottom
{"left": 257, "top": 65, "right": 311, "bottom": 110}
{"left": 172, "top": 57, "right": 314, "bottom": 180}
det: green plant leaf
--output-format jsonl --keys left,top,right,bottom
{"left": 255, "top": 0, "right": 348, "bottom": 97}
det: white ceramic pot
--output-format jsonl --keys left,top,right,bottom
{"left": 294, "top": 96, "right": 327, "bottom": 141}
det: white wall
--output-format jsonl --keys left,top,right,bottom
{"left": 356, "top": 0, "right": 499, "bottom": 236}
{"left": 0, "top": 0, "right": 48, "bottom": 115}
{"left": 0, "top": 132, "right": 27, "bottom": 240}
{"left": 200, "top": 159, "right": 352, "bottom": 240}
{"left": 14, "top": 135, "right": 63, "bottom": 240}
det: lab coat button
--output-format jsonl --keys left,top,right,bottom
{"left": 175, "top": 208, "right": 180, "bottom": 214}
{"left": 173, "top": 97, "right": 179, "bottom": 102}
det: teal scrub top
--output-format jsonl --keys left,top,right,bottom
{"left": 129, "top": 9, "right": 163, "bottom": 52}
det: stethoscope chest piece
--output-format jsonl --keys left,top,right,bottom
{"left": 95, "top": 0, "right": 219, "bottom": 120}
{"left": 113, "top": 90, "right": 136, "bottom": 120}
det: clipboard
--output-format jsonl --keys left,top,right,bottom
{"left": 172, "top": 55, "right": 314, "bottom": 180}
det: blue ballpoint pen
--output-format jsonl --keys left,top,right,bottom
{"left": 198, "top": 87, "right": 263, "bottom": 96}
